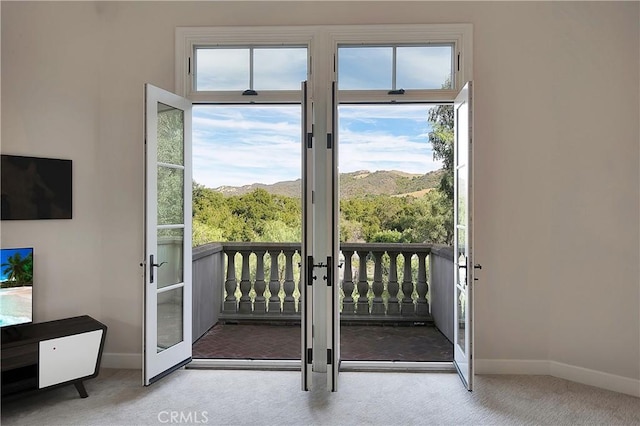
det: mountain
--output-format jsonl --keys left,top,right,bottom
{"left": 213, "top": 169, "right": 445, "bottom": 199}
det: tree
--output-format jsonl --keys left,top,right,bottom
{"left": 427, "top": 80, "right": 455, "bottom": 245}
{"left": 427, "top": 104, "right": 454, "bottom": 200}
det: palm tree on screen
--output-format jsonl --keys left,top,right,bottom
{"left": 2, "top": 253, "right": 33, "bottom": 285}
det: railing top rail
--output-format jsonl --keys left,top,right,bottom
{"left": 221, "top": 242, "right": 301, "bottom": 252}
{"left": 193, "top": 242, "right": 224, "bottom": 260}
{"left": 340, "top": 242, "right": 432, "bottom": 253}
{"left": 195, "top": 241, "right": 444, "bottom": 255}
{"left": 430, "top": 245, "right": 454, "bottom": 261}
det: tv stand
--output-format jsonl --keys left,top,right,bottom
{"left": 1, "top": 315, "right": 107, "bottom": 399}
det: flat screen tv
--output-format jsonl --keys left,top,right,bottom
{"left": 0, "top": 247, "right": 33, "bottom": 327}
{"left": 1, "top": 154, "right": 72, "bottom": 220}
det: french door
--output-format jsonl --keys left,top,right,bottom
{"left": 144, "top": 82, "right": 315, "bottom": 388}
{"left": 143, "top": 84, "right": 193, "bottom": 385}
{"left": 453, "top": 81, "right": 474, "bottom": 390}
{"left": 142, "top": 79, "right": 473, "bottom": 391}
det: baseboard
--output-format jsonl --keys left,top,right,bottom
{"left": 475, "top": 359, "right": 550, "bottom": 375}
{"left": 476, "top": 358, "right": 640, "bottom": 397}
{"left": 101, "top": 352, "right": 141, "bottom": 369}
{"left": 549, "top": 361, "right": 640, "bottom": 398}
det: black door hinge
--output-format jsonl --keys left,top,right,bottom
{"left": 307, "top": 256, "right": 314, "bottom": 286}
{"left": 307, "top": 348, "right": 313, "bottom": 364}
{"left": 327, "top": 349, "right": 332, "bottom": 364}
{"left": 457, "top": 53, "right": 460, "bottom": 72}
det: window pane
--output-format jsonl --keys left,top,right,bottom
{"left": 157, "top": 166, "right": 184, "bottom": 225}
{"left": 157, "top": 287, "right": 183, "bottom": 352}
{"left": 196, "top": 48, "right": 249, "bottom": 91}
{"left": 157, "top": 103, "right": 184, "bottom": 166}
{"left": 254, "top": 48, "right": 307, "bottom": 90}
{"left": 338, "top": 47, "right": 392, "bottom": 90}
{"left": 157, "top": 228, "right": 184, "bottom": 289}
{"left": 396, "top": 46, "right": 453, "bottom": 89}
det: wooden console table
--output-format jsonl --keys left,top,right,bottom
{"left": 1, "top": 315, "right": 107, "bottom": 399}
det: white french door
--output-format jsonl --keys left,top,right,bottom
{"left": 453, "top": 81, "right": 474, "bottom": 390}
{"left": 144, "top": 84, "right": 193, "bottom": 385}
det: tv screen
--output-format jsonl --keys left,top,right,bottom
{"left": 1, "top": 154, "right": 72, "bottom": 220}
{"left": 0, "top": 247, "right": 33, "bottom": 327}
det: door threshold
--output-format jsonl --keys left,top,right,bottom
{"left": 340, "top": 361, "right": 455, "bottom": 372}
{"left": 187, "top": 358, "right": 454, "bottom": 373}
{"left": 187, "top": 358, "right": 301, "bottom": 371}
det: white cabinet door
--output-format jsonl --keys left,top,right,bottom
{"left": 39, "top": 330, "right": 103, "bottom": 388}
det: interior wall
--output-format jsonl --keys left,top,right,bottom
{"left": 2, "top": 1, "right": 638, "bottom": 386}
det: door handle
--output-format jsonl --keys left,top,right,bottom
{"left": 149, "top": 254, "right": 167, "bottom": 284}
{"left": 474, "top": 264, "right": 482, "bottom": 269}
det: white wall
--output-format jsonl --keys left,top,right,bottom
{"left": 2, "top": 2, "right": 638, "bottom": 394}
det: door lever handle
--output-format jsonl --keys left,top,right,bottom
{"left": 148, "top": 254, "right": 167, "bottom": 284}
{"left": 474, "top": 264, "right": 482, "bottom": 269}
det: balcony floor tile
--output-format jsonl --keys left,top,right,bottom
{"left": 193, "top": 324, "right": 452, "bottom": 362}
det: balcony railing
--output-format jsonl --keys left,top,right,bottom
{"left": 191, "top": 242, "right": 455, "bottom": 343}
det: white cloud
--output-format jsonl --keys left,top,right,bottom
{"left": 338, "top": 129, "right": 441, "bottom": 174}
{"left": 193, "top": 106, "right": 301, "bottom": 187}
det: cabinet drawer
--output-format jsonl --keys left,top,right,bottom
{"left": 38, "top": 330, "right": 103, "bottom": 389}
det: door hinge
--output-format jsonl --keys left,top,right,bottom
{"left": 307, "top": 348, "right": 313, "bottom": 364}
{"left": 307, "top": 132, "right": 313, "bottom": 149}
{"left": 457, "top": 53, "right": 460, "bottom": 72}
{"left": 327, "top": 133, "right": 333, "bottom": 149}
{"left": 326, "top": 256, "right": 333, "bottom": 287}
{"left": 327, "top": 349, "right": 332, "bottom": 364}
{"left": 188, "top": 57, "right": 191, "bottom": 75}
{"left": 307, "top": 255, "right": 314, "bottom": 286}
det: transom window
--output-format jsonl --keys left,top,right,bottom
{"left": 195, "top": 46, "right": 307, "bottom": 92}
{"left": 338, "top": 44, "right": 453, "bottom": 91}
{"left": 176, "top": 24, "right": 472, "bottom": 103}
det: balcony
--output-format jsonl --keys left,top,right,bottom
{"left": 189, "top": 241, "right": 455, "bottom": 361}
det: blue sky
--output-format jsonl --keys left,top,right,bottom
{"left": 192, "top": 104, "right": 442, "bottom": 188}
{"left": 0, "top": 248, "right": 33, "bottom": 282}
{"left": 192, "top": 46, "right": 450, "bottom": 189}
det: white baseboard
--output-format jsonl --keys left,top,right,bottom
{"left": 101, "top": 352, "right": 141, "bottom": 369}
{"left": 476, "top": 358, "right": 640, "bottom": 398}
{"left": 476, "top": 359, "right": 550, "bottom": 375}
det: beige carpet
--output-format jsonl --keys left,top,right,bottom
{"left": 2, "top": 369, "right": 639, "bottom": 425}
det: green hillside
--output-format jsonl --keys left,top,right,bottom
{"left": 213, "top": 169, "right": 445, "bottom": 199}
